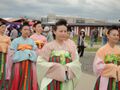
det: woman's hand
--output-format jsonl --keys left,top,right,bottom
{"left": 101, "top": 63, "right": 117, "bottom": 79}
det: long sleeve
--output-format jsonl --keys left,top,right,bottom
{"left": 66, "top": 51, "right": 81, "bottom": 87}
{"left": 93, "top": 53, "right": 117, "bottom": 79}
{"left": 93, "top": 56, "right": 105, "bottom": 75}
{"left": 46, "top": 63, "right": 66, "bottom": 82}
{"left": 6, "top": 47, "right": 13, "bottom": 80}
{"left": 39, "top": 43, "right": 66, "bottom": 82}
{"left": 37, "top": 41, "right": 81, "bottom": 90}
{"left": 101, "top": 63, "right": 117, "bottom": 79}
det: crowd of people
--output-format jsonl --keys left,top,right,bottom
{"left": 0, "top": 18, "right": 120, "bottom": 90}
{"left": 0, "top": 19, "right": 81, "bottom": 90}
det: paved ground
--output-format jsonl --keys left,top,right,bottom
{"left": 80, "top": 52, "right": 96, "bottom": 75}
{"left": 75, "top": 73, "right": 97, "bottom": 90}
{"left": 75, "top": 52, "right": 97, "bottom": 90}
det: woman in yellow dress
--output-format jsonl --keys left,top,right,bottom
{"left": 0, "top": 23, "right": 11, "bottom": 89}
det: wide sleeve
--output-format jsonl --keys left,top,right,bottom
{"left": 5, "top": 37, "right": 12, "bottom": 80}
{"left": 38, "top": 43, "right": 66, "bottom": 82}
{"left": 37, "top": 43, "right": 54, "bottom": 84}
{"left": 37, "top": 43, "right": 81, "bottom": 89}
{"left": 66, "top": 51, "right": 81, "bottom": 87}
{"left": 93, "top": 49, "right": 117, "bottom": 79}
{"left": 6, "top": 46, "right": 13, "bottom": 80}
{"left": 36, "top": 56, "right": 55, "bottom": 88}
{"left": 101, "top": 63, "right": 117, "bottom": 78}
{"left": 93, "top": 48, "right": 106, "bottom": 75}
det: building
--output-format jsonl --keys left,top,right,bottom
{"left": 41, "top": 14, "right": 120, "bottom": 37}
{"left": 41, "top": 14, "right": 107, "bottom": 24}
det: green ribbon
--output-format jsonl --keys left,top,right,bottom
{"left": 112, "top": 79, "right": 116, "bottom": 90}
{"left": 51, "top": 50, "right": 71, "bottom": 65}
{"left": 105, "top": 54, "right": 120, "bottom": 64}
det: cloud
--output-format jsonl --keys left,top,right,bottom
{"left": 0, "top": 0, "right": 120, "bottom": 22}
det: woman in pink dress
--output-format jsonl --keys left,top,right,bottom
{"left": 30, "top": 21, "right": 47, "bottom": 54}
{"left": 37, "top": 19, "right": 81, "bottom": 90}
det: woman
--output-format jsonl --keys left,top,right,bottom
{"left": 30, "top": 21, "right": 47, "bottom": 52}
{"left": 77, "top": 30, "right": 85, "bottom": 57}
{"left": 8, "top": 23, "right": 38, "bottom": 90}
{"left": 0, "top": 23, "right": 11, "bottom": 89}
{"left": 93, "top": 26, "right": 120, "bottom": 90}
{"left": 37, "top": 19, "right": 81, "bottom": 90}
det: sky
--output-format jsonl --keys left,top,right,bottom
{"left": 0, "top": 0, "right": 120, "bottom": 22}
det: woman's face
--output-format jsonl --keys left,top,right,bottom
{"left": 34, "top": 24, "right": 43, "bottom": 33}
{"left": 54, "top": 25, "right": 67, "bottom": 41}
{"left": 107, "top": 29, "right": 119, "bottom": 44}
{"left": 0, "top": 25, "right": 6, "bottom": 34}
{"left": 21, "top": 26, "right": 30, "bottom": 37}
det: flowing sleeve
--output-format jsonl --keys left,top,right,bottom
{"left": 93, "top": 48, "right": 117, "bottom": 79}
{"left": 37, "top": 56, "right": 55, "bottom": 89}
{"left": 38, "top": 43, "right": 66, "bottom": 82}
{"left": 6, "top": 46, "right": 13, "bottom": 80}
{"left": 5, "top": 38, "right": 12, "bottom": 80}
{"left": 94, "top": 57, "right": 105, "bottom": 76}
{"left": 66, "top": 51, "right": 81, "bottom": 87}
{"left": 36, "top": 43, "right": 55, "bottom": 88}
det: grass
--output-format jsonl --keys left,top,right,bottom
{"left": 72, "top": 35, "right": 78, "bottom": 44}
{"left": 72, "top": 35, "right": 101, "bottom": 52}
{"left": 85, "top": 48, "right": 99, "bottom": 52}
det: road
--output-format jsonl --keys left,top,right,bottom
{"left": 75, "top": 52, "right": 97, "bottom": 90}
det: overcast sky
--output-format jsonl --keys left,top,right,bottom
{"left": 0, "top": 0, "right": 120, "bottom": 22}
